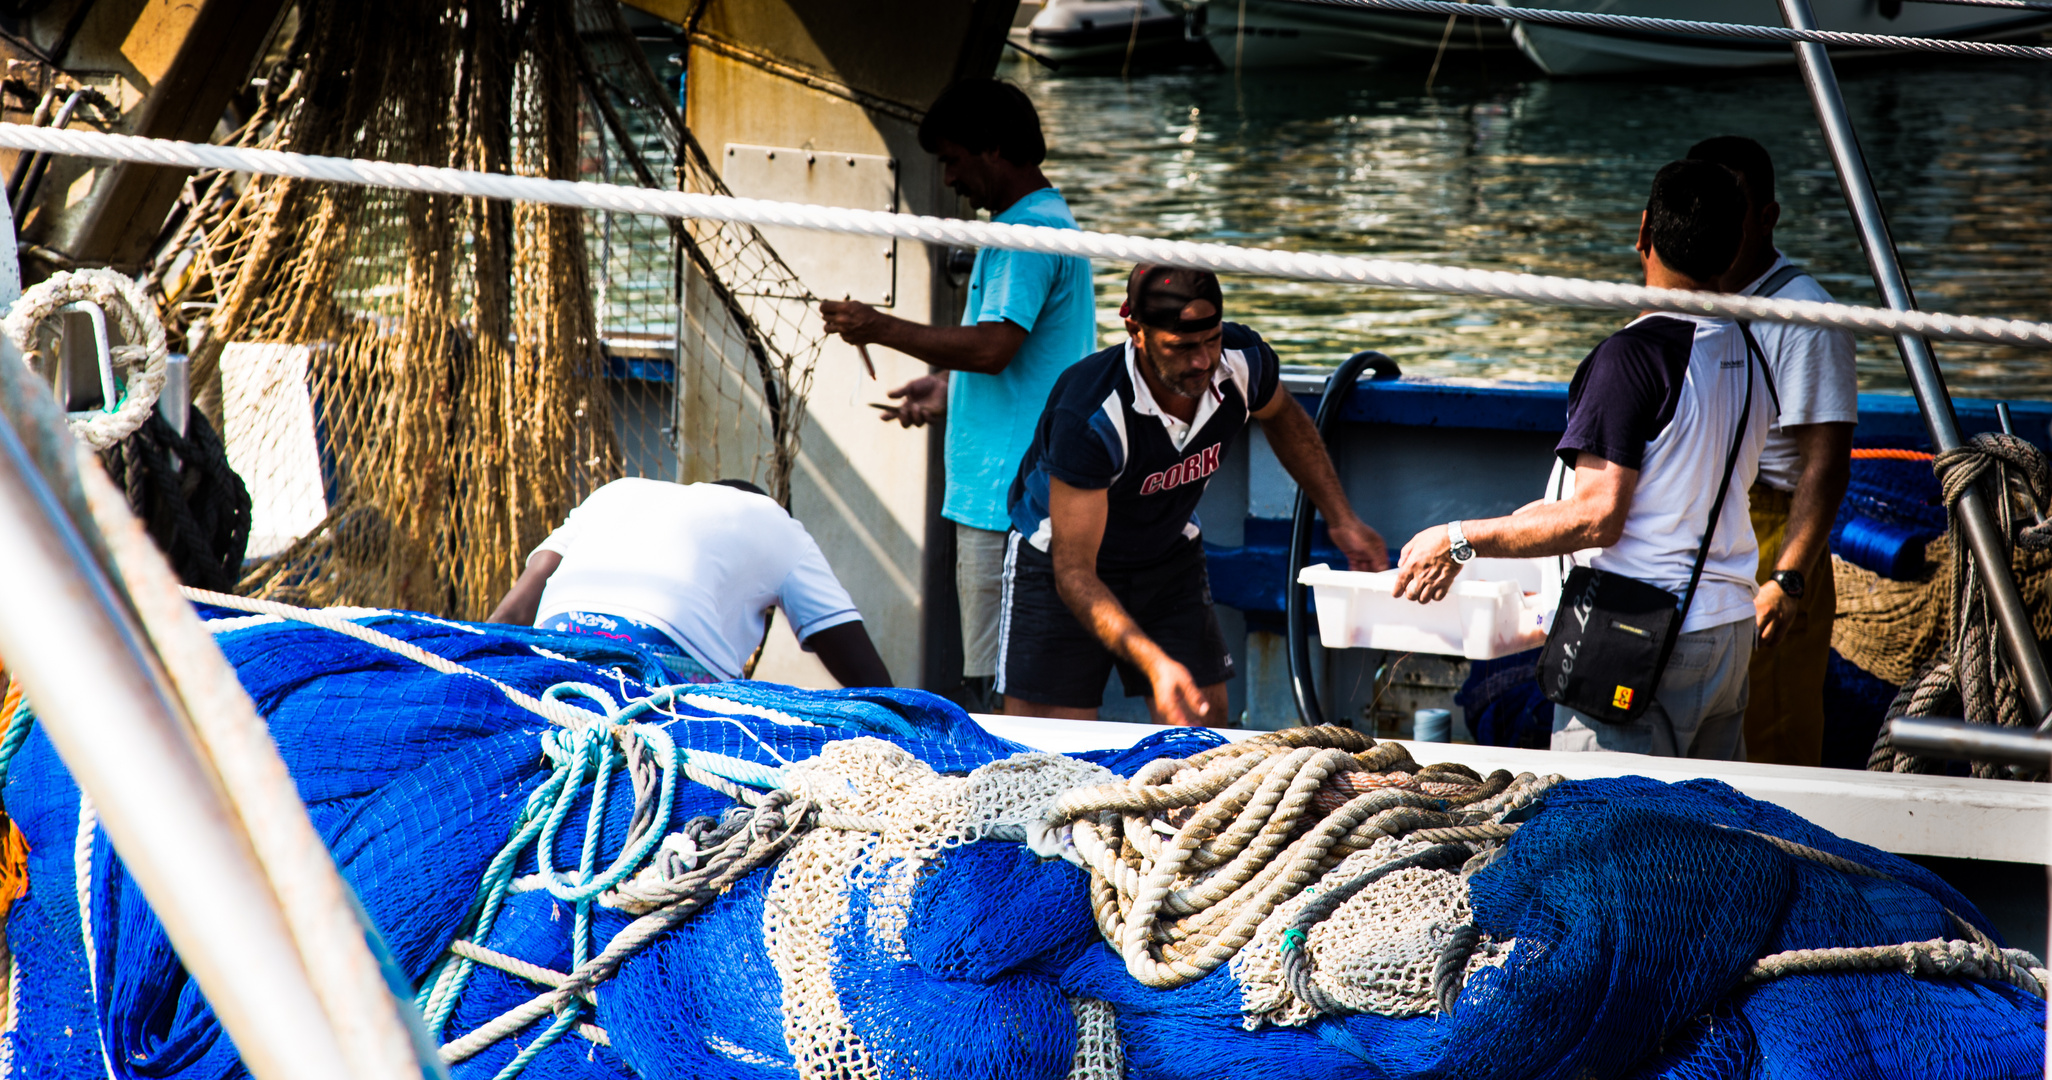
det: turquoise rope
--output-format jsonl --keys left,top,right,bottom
{"left": 491, "top": 1007, "right": 582, "bottom": 1080}
{"left": 425, "top": 678, "right": 713, "bottom": 1076}
{"left": 0, "top": 694, "right": 36, "bottom": 792}
{"left": 680, "top": 748, "right": 786, "bottom": 791}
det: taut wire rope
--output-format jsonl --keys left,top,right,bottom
{"left": 1296, "top": 0, "right": 2052, "bottom": 60}
{"left": 3, "top": 124, "right": 2052, "bottom": 348}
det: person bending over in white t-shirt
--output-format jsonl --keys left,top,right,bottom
{"left": 486, "top": 478, "right": 893, "bottom": 689}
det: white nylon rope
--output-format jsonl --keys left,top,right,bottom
{"left": 2, "top": 123, "right": 2049, "bottom": 349}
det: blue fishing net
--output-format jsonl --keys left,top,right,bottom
{"left": 1830, "top": 439, "right": 1947, "bottom": 581}
{"left": 3, "top": 605, "right": 2041, "bottom": 1080}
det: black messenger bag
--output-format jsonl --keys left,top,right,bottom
{"left": 1537, "top": 325, "right": 1768, "bottom": 724}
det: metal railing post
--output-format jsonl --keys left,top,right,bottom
{"left": 1776, "top": 0, "right": 2052, "bottom": 728}
{"left": 0, "top": 403, "right": 357, "bottom": 1080}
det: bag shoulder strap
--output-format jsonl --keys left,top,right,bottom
{"left": 1655, "top": 328, "right": 1759, "bottom": 672}
{"left": 1736, "top": 320, "right": 1780, "bottom": 418}
{"left": 1752, "top": 262, "right": 1808, "bottom": 300}
{"left": 1741, "top": 263, "right": 1798, "bottom": 417}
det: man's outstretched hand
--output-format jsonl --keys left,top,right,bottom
{"left": 1393, "top": 523, "right": 1461, "bottom": 604}
{"left": 879, "top": 374, "right": 948, "bottom": 428}
{"left": 1146, "top": 655, "right": 1210, "bottom": 726}
{"left": 1329, "top": 517, "right": 1388, "bottom": 572}
{"left": 820, "top": 299, "right": 888, "bottom": 345}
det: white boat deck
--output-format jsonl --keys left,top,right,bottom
{"left": 974, "top": 714, "right": 2052, "bottom": 867}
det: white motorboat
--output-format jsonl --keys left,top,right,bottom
{"left": 1010, "top": 0, "right": 1213, "bottom": 66}
{"left": 1171, "top": 0, "right": 1519, "bottom": 67}
{"left": 1493, "top": 0, "right": 2052, "bottom": 75}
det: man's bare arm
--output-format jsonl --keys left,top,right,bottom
{"left": 1253, "top": 390, "right": 1388, "bottom": 570}
{"left": 1393, "top": 457, "right": 1640, "bottom": 603}
{"left": 486, "top": 550, "right": 562, "bottom": 625}
{"left": 805, "top": 622, "right": 894, "bottom": 688}
{"left": 820, "top": 301, "right": 1028, "bottom": 375}
{"left": 1757, "top": 421, "right": 1853, "bottom": 644}
{"left": 1048, "top": 478, "right": 1210, "bottom": 724}
{"left": 1776, "top": 422, "right": 1853, "bottom": 579}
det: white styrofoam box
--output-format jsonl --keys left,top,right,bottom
{"left": 1296, "top": 559, "right": 1557, "bottom": 660}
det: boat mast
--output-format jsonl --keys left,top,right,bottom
{"left": 1774, "top": 0, "right": 2052, "bottom": 730}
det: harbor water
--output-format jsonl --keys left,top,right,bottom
{"left": 1012, "top": 54, "right": 2052, "bottom": 400}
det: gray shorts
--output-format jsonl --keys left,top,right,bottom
{"left": 956, "top": 524, "right": 1009, "bottom": 678}
{"left": 1552, "top": 617, "right": 1753, "bottom": 759}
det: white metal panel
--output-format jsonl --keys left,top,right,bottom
{"left": 720, "top": 143, "right": 899, "bottom": 306}
{"left": 219, "top": 343, "right": 327, "bottom": 558}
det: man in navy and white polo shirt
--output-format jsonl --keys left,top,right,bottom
{"left": 1393, "top": 160, "right": 1772, "bottom": 759}
{"left": 1000, "top": 266, "right": 1387, "bottom": 725}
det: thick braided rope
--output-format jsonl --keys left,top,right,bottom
{"left": 446, "top": 939, "right": 591, "bottom": 1001}
{"left": 5, "top": 268, "right": 170, "bottom": 451}
{"left": 1935, "top": 433, "right": 2051, "bottom": 511}
{"left": 1060, "top": 728, "right": 1513, "bottom": 989}
{"left": 1303, "top": 0, "right": 2052, "bottom": 59}
{"left": 3, "top": 124, "right": 2051, "bottom": 348}
{"left": 1734, "top": 825, "right": 2016, "bottom": 958}
{"left": 1746, "top": 939, "right": 2047, "bottom": 998}
{"left": 1872, "top": 434, "right": 2052, "bottom": 773}
{"left": 1409, "top": 822, "right": 1520, "bottom": 844}
{"left": 1434, "top": 923, "right": 1483, "bottom": 1013}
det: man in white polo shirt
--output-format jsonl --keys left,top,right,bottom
{"left": 486, "top": 478, "right": 893, "bottom": 688}
{"left": 1393, "top": 160, "right": 1773, "bottom": 759}
{"left": 1689, "top": 136, "right": 1857, "bottom": 769}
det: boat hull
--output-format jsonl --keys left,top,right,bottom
{"left": 1176, "top": 0, "right": 1519, "bottom": 68}
{"left": 1492, "top": 0, "right": 2052, "bottom": 75}
{"left": 1012, "top": 0, "right": 1212, "bottom": 65}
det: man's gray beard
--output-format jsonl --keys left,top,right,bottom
{"left": 1147, "top": 357, "right": 1206, "bottom": 401}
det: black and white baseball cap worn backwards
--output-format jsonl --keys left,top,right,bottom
{"left": 1122, "top": 265, "right": 1224, "bottom": 332}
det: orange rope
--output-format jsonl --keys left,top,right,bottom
{"left": 0, "top": 815, "right": 27, "bottom": 908}
{"left": 0, "top": 673, "right": 27, "bottom": 917}
{"left": 1850, "top": 448, "right": 1935, "bottom": 462}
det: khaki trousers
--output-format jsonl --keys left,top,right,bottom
{"left": 1744, "top": 483, "right": 1837, "bottom": 767}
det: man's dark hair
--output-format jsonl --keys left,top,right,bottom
{"left": 712, "top": 478, "right": 769, "bottom": 498}
{"left": 918, "top": 79, "right": 1046, "bottom": 167}
{"left": 1644, "top": 159, "right": 1747, "bottom": 283}
{"left": 1687, "top": 135, "right": 1775, "bottom": 206}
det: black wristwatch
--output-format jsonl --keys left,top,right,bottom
{"left": 1770, "top": 569, "right": 1805, "bottom": 599}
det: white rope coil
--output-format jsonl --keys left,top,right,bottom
{"left": 1307, "top": 0, "right": 2052, "bottom": 60}
{"left": 2, "top": 123, "right": 2049, "bottom": 349}
{"left": 5, "top": 268, "right": 169, "bottom": 451}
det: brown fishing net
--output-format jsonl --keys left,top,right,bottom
{"left": 142, "top": 0, "right": 822, "bottom": 620}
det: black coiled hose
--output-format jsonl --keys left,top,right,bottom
{"left": 1286, "top": 351, "right": 1399, "bottom": 727}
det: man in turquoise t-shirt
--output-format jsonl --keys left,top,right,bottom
{"left": 822, "top": 79, "right": 1094, "bottom": 708}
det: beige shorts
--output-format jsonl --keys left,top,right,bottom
{"left": 956, "top": 524, "right": 1009, "bottom": 679}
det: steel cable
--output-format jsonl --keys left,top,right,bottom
{"left": 1300, "top": 0, "right": 2052, "bottom": 59}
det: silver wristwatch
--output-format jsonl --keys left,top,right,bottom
{"left": 1447, "top": 520, "right": 1475, "bottom": 564}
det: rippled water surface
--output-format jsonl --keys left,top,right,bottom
{"left": 1012, "top": 53, "right": 2052, "bottom": 397}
